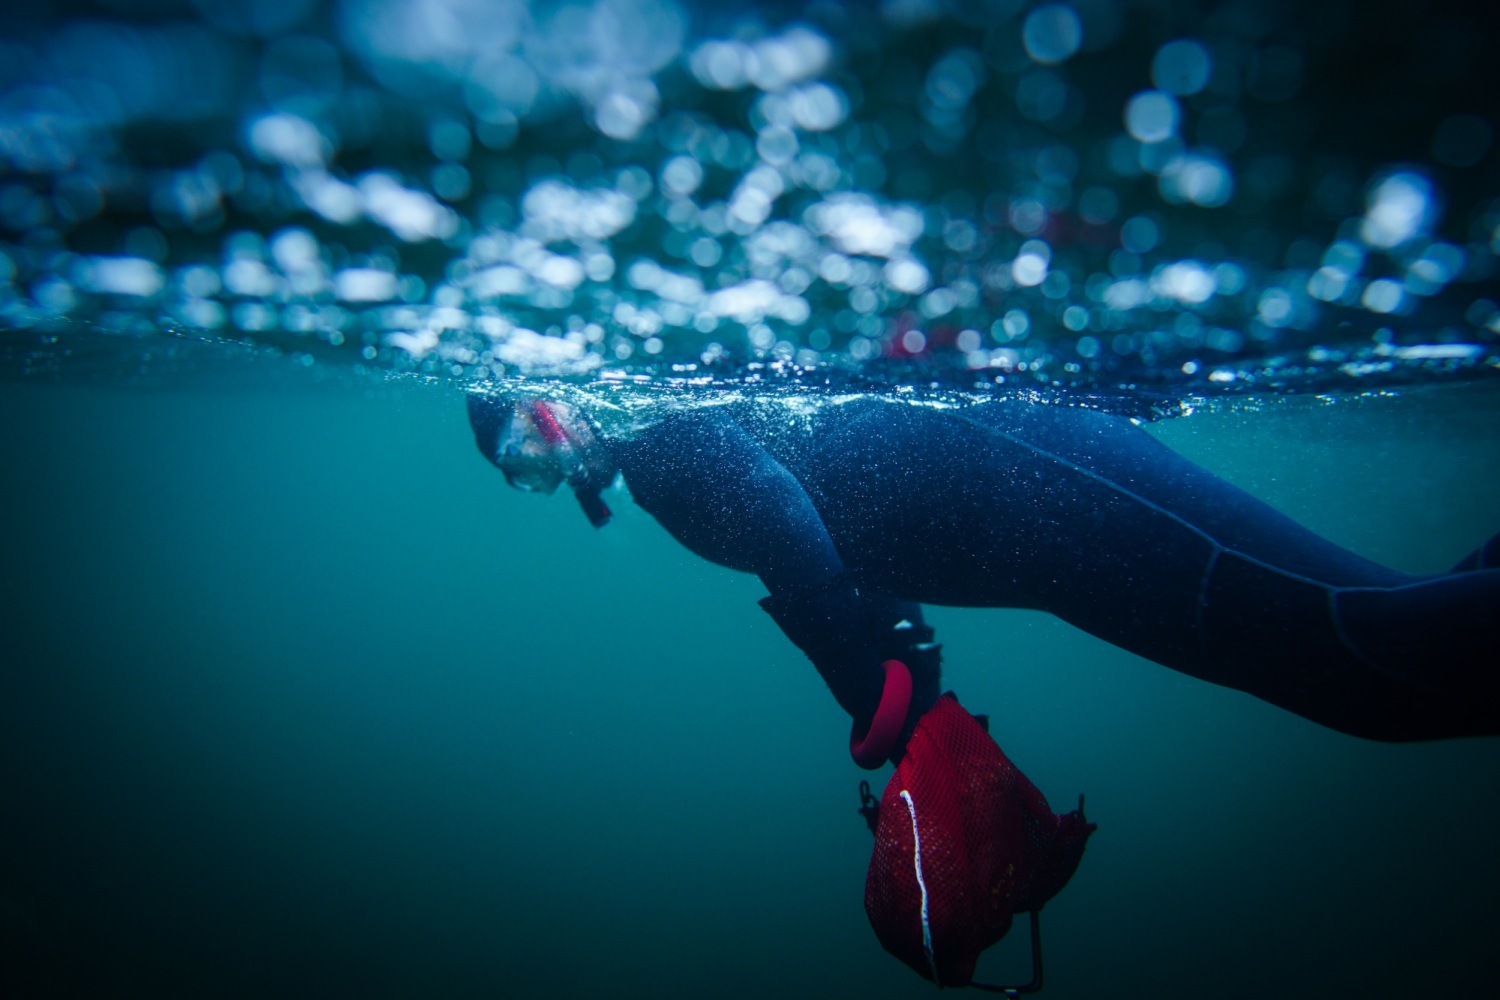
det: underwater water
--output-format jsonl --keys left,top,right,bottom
{"left": 3, "top": 373, "right": 1500, "bottom": 999}
{"left": 3, "top": 0, "right": 1500, "bottom": 996}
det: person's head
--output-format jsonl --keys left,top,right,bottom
{"left": 467, "top": 389, "right": 618, "bottom": 526}
{"left": 468, "top": 392, "right": 571, "bottom": 493}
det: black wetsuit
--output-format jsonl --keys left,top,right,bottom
{"left": 474, "top": 395, "right": 1500, "bottom": 749}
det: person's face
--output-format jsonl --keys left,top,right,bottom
{"left": 496, "top": 405, "right": 568, "bottom": 494}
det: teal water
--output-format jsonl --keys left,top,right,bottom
{"left": 3, "top": 372, "right": 1498, "bottom": 998}
{"left": 4, "top": 0, "right": 1500, "bottom": 994}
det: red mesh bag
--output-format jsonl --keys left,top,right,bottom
{"left": 864, "top": 694, "right": 1096, "bottom": 987}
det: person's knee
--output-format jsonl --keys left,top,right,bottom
{"left": 1333, "top": 576, "right": 1499, "bottom": 699}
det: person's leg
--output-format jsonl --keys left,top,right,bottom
{"left": 965, "top": 402, "right": 1412, "bottom": 586}
{"left": 939, "top": 404, "right": 1496, "bottom": 740}
{"left": 1193, "top": 547, "right": 1499, "bottom": 739}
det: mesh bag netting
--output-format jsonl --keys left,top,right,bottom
{"left": 864, "top": 694, "right": 1096, "bottom": 987}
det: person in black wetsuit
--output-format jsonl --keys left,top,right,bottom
{"left": 467, "top": 388, "right": 1500, "bottom": 766}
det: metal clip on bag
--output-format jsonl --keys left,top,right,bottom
{"left": 864, "top": 694, "right": 1096, "bottom": 991}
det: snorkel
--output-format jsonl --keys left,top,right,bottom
{"left": 526, "top": 398, "right": 614, "bottom": 527}
{"left": 467, "top": 390, "right": 617, "bottom": 528}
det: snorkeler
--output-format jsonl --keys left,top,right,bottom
{"left": 467, "top": 388, "right": 1500, "bottom": 764}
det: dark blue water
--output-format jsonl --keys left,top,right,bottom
{"left": 3, "top": 373, "right": 1498, "bottom": 998}
{"left": 4, "top": 0, "right": 1500, "bottom": 996}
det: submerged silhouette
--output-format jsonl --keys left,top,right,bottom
{"left": 470, "top": 390, "right": 1500, "bottom": 753}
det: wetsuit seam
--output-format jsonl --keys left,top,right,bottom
{"left": 1326, "top": 585, "right": 1386, "bottom": 675}
{"left": 955, "top": 414, "right": 1352, "bottom": 590}
{"left": 1328, "top": 577, "right": 1446, "bottom": 593}
{"left": 951, "top": 414, "right": 1223, "bottom": 542}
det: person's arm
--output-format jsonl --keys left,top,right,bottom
{"left": 616, "top": 410, "right": 935, "bottom": 742}
{"left": 616, "top": 409, "right": 844, "bottom": 591}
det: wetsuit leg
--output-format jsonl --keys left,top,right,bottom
{"left": 819, "top": 403, "right": 1498, "bottom": 741}
{"left": 997, "top": 406, "right": 1500, "bottom": 740}
{"left": 965, "top": 402, "right": 1412, "bottom": 588}
{"left": 993, "top": 405, "right": 1500, "bottom": 740}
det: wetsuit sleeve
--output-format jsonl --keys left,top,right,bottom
{"left": 615, "top": 410, "right": 843, "bottom": 588}
{"left": 613, "top": 410, "right": 887, "bottom": 724}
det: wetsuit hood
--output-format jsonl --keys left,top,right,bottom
{"left": 467, "top": 390, "right": 619, "bottom": 527}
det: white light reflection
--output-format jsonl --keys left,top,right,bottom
{"left": 660, "top": 156, "right": 703, "bottom": 198}
{"left": 223, "top": 258, "right": 278, "bottom": 298}
{"left": 291, "top": 171, "right": 361, "bottom": 224}
{"left": 521, "top": 179, "right": 636, "bottom": 242}
{"left": 1405, "top": 243, "right": 1465, "bottom": 295}
{"left": 885, "top": 258, "right": 930, "bottom": 295}
{"left": 1322, "top": 241, "right": 1365, "bottom": 277}
{"left": 1257, "top": 287, "right": 1294, "bottom": 327}
{"left": 1360, "top": 172, "right": 1435, "bottom": 249}
{"left": 1012, "top": 240, "right": 1051, "bottom": 287}
{"left": 1154, "top": 261, "right": 1215, "bottom": 303}
{"left": 594, "top": 81, "right": 659, "bottom": 141}
{"left": 358, "top": 173, "right": 457, "bottom": 242}
{"left": 806, "top": 195, "right": 925, "bottom": 258}
{"left": 1158, "top": 153, "right": 1232, "bottom": 207}
{"left": 77, "top": 256, "right": 165, "bottom": 298}
{"left": 1307, "top": 268, "right": 1349, "bottom": 303}
{"left": 786, "top": 83, "right": 848, "bottom": 131}
{"left": 248, "top": 113, "right": 327, "bottom": 168}
{"left": 1361, "top": 278, "right": 1405, "bottom": 314}
{"left": 689, "top": 27, "right": 831, "bottom": 92}
{"left": 1125, "top": 91, "right": 1179, "bottom": 143}
{"left": 334, "top": 267, "right": 397, "bottom": 302}
{"left": 708, "top": 279, "right": 806, "bottom": 323}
